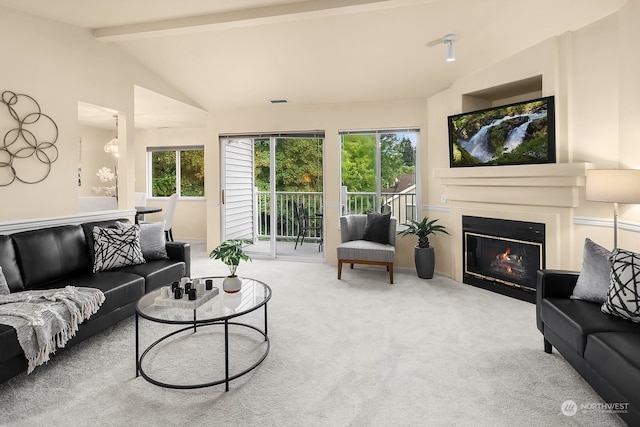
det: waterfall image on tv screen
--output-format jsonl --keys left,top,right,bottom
{"left": 448, "top": 96, "right": 555, "bottom": 167}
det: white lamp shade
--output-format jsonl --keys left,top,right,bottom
{"left": 586, "top": 169, "right": 640, "bottom": 203}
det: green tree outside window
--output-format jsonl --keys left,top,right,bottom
{"left": 151, "top": 151, "right": 176, "bottom": 197}
{"left": 180, "top": 150, "right": 205, "bottom": 196}
{"left": 151, "top": 149, "right": 204, "bottom": 197}
{"left": 340, "top": 131, "right": 417, "bottom": 214}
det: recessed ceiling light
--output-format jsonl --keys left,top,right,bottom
{"left": 270, "top": 99, "right": 288, "bottom": 104}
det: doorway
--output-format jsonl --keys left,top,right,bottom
{"left": 221, "top": 133, "right": 324, "bottom": 259}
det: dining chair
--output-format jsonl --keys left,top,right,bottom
{"left": 163, "top": 193, "right": 179, "bottom": 241}
{"left": 134, "top": 192, "right": 147, "bottom": 221}
{"left": 134, "top": 192, "right": 147, "bottom": 206}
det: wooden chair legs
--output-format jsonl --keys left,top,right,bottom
{"left": 337, "top": 259, "right": 394, "bottom": 284}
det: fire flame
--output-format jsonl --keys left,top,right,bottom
{"left": 500, "top": 248, "right": 511, "bottom": 260}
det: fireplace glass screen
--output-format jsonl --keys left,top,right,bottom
{"left": 464, "top": 232, "right": 543, "bottom": 293}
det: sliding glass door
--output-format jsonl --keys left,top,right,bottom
{"left": 221, "top": 133, "right": 324, "bottom": 259}
{"left": 273, "top": 137, "right": 323, "bottom": 257}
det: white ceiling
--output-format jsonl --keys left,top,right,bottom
{"left": 0, "top": 0, "right": 628, "bottom": 127}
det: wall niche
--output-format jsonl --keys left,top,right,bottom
{"left": 461, "top": 75, "right": 543, "bottom": 113}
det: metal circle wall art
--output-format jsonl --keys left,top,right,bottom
{"left": 0, "top": 90, "right": 59, "bottom": 186}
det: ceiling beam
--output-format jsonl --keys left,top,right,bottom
{"left": 94, "top": 0, "right": 402, "bottom": 42}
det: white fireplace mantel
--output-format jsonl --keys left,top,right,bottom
{"left": 434, "top": 162, "right": 591, "bottom": 208}
{"left": 434, "top": 162, "right": 591, "bottom": 180}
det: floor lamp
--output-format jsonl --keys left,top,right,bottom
{"left": 586, "top": 169, "right": 640, "bottom": 248}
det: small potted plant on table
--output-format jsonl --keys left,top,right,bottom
{"left": 209, "top": 239, "right": 252, "bottom": 293}
{"left": 400, "top": 217, "right": 449, "bottom": 279}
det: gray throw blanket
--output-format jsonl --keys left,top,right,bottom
{"left": 0, "top": 286, "right": 105, "bottom": 374}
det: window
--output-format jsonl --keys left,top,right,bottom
{"left": 147, "top": 147, "right": 204, "bottom": 197}
{"left": 340, "top": 129, "right": 418, "bottom": 223}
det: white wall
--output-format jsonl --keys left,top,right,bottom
{"left": 0, "top": 6, "right": 199, "bottom": 222}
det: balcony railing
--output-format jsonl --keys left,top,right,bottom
{"left": 342, "top": 191, "right": 417, "bottom": 225}
{"left": 256, "top": 191, "right": 323, "bottom": 240}
{"left": 255, "top": 190, "right": 416, "bottom": 239}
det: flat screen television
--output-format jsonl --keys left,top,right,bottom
{"left": 448, "top": 96, "right": 556, "bottom": 167}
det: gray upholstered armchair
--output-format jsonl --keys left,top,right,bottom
{"left": 336, "top": 214, "right": 397, "bottom": 284}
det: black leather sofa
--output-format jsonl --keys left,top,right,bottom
{"left": 0, "top": 219, "right": 190, "bottom": 383}
{"left": 536, "top": 269, "right": 640, "bottom": 426}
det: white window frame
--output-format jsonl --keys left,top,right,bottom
{"left": 339, "top": 127, "right": 420, "bottom": 221}
{"left": 146, "top": 146, "right": 205, "bottom": 199}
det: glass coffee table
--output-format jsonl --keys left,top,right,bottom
{"left": 135, "top": 276, "right": 271, "bottom": 391}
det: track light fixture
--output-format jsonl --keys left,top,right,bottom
{"left": 442, "top": 33, "right": 458, "bottom": 62}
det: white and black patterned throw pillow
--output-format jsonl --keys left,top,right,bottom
{"left": 601, "top": 248, "right": 640, "bottom": 323}
{"left": 92, "top": 225, "right": 145, "bottom": 273}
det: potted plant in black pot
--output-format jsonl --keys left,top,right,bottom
{"left": 209, "top": 239, "right": 252, "bottom": 293}
{"left": 400, "top": 217, "right": 449, "bottom": 279}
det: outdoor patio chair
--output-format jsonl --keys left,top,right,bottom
{"left": 294, "top": 202, "right": 323, "bottom": 251}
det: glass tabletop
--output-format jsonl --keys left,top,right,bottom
{"left": 136, "top": 276, "right": 271, "bottom": 324}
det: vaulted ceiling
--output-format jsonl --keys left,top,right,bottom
{"left": 0, "top": 0, "right": 627, "bottom": 122}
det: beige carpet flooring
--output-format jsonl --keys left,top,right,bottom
{"left": 0, "top": 243, "right": 626, "bottom": 426}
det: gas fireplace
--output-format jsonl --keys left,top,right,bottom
{"left": 462, "top": 216, "right": 545, "bottom": 303}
